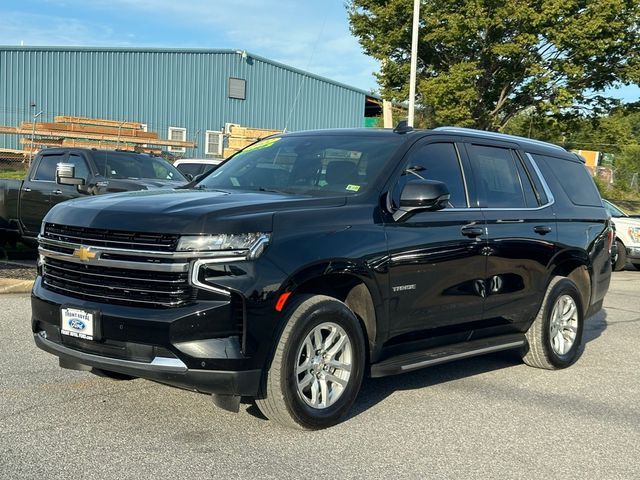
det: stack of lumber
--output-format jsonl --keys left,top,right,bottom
{"left": 223, "top": 125, "right": 282, "bottom": 158}
{"left": 0, "top": 116, "right": 196, "bottom": 156}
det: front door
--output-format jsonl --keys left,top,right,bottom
{"left": 19, "top": 152, "right": 68, "bottom": 235}
{"left": 385, "top": 139, "right": 487, "bottom": 339}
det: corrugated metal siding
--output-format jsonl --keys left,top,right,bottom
{"left": 0, "top": 47, "right": 366, "bottom": 156}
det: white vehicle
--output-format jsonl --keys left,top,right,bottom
{"left": 173, "top": 158, "right": 223, "bottom": 179}
{"left": 603, "top": 199, "right": 640, "bottom": 271}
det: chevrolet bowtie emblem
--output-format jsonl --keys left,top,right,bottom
{"left": 73, "top": 247, "right": 97, "bottom": 262}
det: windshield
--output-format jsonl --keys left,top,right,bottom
{"left": 196, "top": 134, "right": 404, "bottom": 195}
{"left": 604, "top": 200, "right": 627, "bottom": 218}
{"left": 93, "top": 151, "right": 186, "bottom": 182}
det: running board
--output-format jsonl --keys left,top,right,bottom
{"left": 370, "top": 334, "right": 526, "bottom": 378}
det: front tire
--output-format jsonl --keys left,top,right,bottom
{"left": 256, "top": 295, "right": 366, "bottom": 430}
{"left": 522, "top": 277, "right": 584, "bottom": 370}
{"left": 613, "top": 240, "right": 627, "bottom": 271}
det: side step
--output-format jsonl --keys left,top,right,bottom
{"left": 370, "top": 334, "right": 526, "bottom": 378}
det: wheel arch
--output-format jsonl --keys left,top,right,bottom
{"left": 280, "top": 265, "right": 382, "bottom": 362}
{"left": 548, "top": 251, "right": 592, "bottom": 316}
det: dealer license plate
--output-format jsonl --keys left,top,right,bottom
{"left": 60, "top": 308, "right": 95, "bottom": 341}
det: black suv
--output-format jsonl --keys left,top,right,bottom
{"left": 31, "top": 127, "right": 612, "bottom": 429}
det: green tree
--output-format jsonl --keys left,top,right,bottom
{"left": 348, "top": 0, "right": 640, "bottom": 130}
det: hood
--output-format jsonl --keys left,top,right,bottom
{"left": 44, "top": 188, "right": 346, "bottom": 234}
{"left": 611, "top": 216, "right": 640, "bottom": 229}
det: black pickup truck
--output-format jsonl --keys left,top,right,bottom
{"left": 0, "top": 148, "right": 186, "bottom": 243}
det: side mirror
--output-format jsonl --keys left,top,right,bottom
{"left": 56, "top": 163, "right": 85, "bottom": 186}
{"left": 184, "top": 173, "right": 194, "bottom": 181}
{"left": 393, "top": 179, "right": 450, "bottom": 221}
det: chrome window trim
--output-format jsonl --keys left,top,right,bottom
{"left": 442, "top": 152, "right": 555, "bottom": 212}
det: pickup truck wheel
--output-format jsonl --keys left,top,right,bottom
{"left": 522, "top": 277, "right": 584, "bottom": 370}
{"left": 255, "top": 294, "right": 366, "bottom": 430}
{"left": 612, "top": 240, "right": 627, "bottom": 271}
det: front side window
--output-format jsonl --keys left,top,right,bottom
{"left": 394, "top": 142, "right": 467, "bottom": 208}
{"left": 33, "top": 154, "right": 65, "bottom": 181}
{"left": 92, "top": 152, "right": 186, "bottom": 181}
{"left": 467, "top": 145, "right": 532, "bottom": 208}
{"left": 198, "top": 135, "right": 404, "bottom": 196}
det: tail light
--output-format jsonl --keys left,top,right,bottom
{"left": 607, "top": 227, "right": 614, "bottom": 254}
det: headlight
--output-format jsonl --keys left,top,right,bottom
{"left": 629, "top": 227, "right": 640, "bottom": 244}
{"left": 177, "top": 233, "right": 270, "bottom": 257}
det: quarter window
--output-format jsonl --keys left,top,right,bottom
{"left": 532, "top": 154, "right": 602, "bottom": 207}
{"left": 397, "top": 142, "right": 467, "bottom": 208}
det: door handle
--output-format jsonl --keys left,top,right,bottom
{"left": 23, "top": 187, "right": 32, "bottom": 192}
{"left": 461, "top": 226, "right": 484, "bottom": 238}
{"left": 52, "top": 189, "right": 63, "bottom": 195}
{"left": 534, "top": 225, "right": 552, "bottom": 235}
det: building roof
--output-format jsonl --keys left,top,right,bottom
{"left": 0, "top": 45, "right": 380, "bottom": 99}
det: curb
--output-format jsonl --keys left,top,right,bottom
{"left": 0, "top": 278, "right": 34, "bottom": 294}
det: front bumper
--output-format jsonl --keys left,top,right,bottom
{"left": 31, "top": 278, "right": 262, "bottom": 397}
{"left": 34, "top": 331, "right": 261, "bottom": 395}
{"left": 627, "top": 246, "right": 640, "bottom": 260}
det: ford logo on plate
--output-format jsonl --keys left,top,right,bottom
{"left": 68, "top": 319, "right": 86, "bottom": 330}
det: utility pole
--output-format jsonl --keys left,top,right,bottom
{"left": 29, "top": 103, "right": 42, "bottom": 166}
{"left": 407, "top": 0, "right": 420, "bottom": 127}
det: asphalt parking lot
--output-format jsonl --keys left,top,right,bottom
{"left": 1, "top": 272, "right": 639, "bottom": 479}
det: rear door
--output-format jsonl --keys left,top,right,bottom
{"left": 463, "top": 142, "right": 557, "bottom": 329}
{"left": 385, "top": 137, "right": 488, "bottom": 338}
{"left": 19, "top": 151, "right": 68, "bottom": 235}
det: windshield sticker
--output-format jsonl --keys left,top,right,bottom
{"left": 346, "top": 184, "right": 361, "bottom": 192}
{"left": 236, "top": 137, "right": 281, "bottom": 156}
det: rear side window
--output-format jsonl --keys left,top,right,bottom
{"left": 397, "top": 142, "right": 467, "bottom": 207}
{"left": 467, "top": 145, "right": 534, "bottom": 208}
{"left": 532, "top": 154, "right": 601, "bottom": 207}
{"left": 33, "top": 154, "right": 65, "bottom": 181}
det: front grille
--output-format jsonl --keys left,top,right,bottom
{"left": 42, "top": 257, "right": 194, "bottom": 308}
{"left": 44, "top": 223, "right": 179, "bottom": 252}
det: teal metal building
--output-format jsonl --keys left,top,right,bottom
{"left": 0, "top": 46, "right": 381, "bottom": 157}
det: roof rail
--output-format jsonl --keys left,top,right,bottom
{"left": 433, "top": 127, "right": 566, "bottom": 152}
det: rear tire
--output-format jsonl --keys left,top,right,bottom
{"left": 522, "top": 277, "right": 584, "bottom": 370}
{"left": 613, "top": 240, "right": 627, "bottom": 271}
{"left": 255, "top": 295, "right": 366, "bottom": 430}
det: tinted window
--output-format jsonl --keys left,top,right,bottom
{"left": 33, "top": 154, "right": 65, "bottom": 181}
{"left": 92, "top": 152, "right": 186, "bottom": 181}
{"left": 467, "top": 145, "right": 527, "bottom": 208}
{"left": 68, "top": 154, "right": 90, "bottom": 179}
{"left": 513, "top": 155, "right": 539, "bottom": 207}
{"left": 533, "top": 154, "right": 602, "bottom": 207}
{"left": 199, "top": 135, "right": 404, "bottom": 196}
{"left": 397, "top": 142, "right": 467, "bottom": 207}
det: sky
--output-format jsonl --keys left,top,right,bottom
{"left": 1, "top": 0, "right": 638, "bottom": 102}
